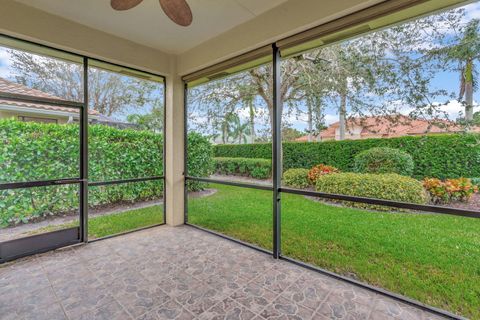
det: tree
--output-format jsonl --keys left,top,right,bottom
{"left": 238, "top": 84, "right": 257, "bottom": 143}
{"left": 189, "top": 6, "right": 470, "bottom": 141}
{"left": 293, "top": 55, "right": 330, "bottom": 141}
{"left": 428, "top": 19, "right": 480, "bottom": 123}
{"left": 282, "top": 126, "right": 305, "bottom": 142}
{"left": 127, "top": 104, "right": 164, "bottom": 132}
{"left": 224, "top": 114, "right": 251, "bottom": 144}
{"left": 9, "top": 50, "right": 161, "bottom": 117}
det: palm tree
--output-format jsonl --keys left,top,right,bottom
{"left": 220, "top": 112, "right": 237, "bottom": 143}
{"left": 430, "top": 19, "right": 480, "bottom": 123}
{"left": 246, "top": 96, "right": 256, "bottom": 143}
{"left": 228, "top": 114, "right": 251, "bottom": 144}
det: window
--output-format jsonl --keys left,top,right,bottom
{"left": 18, "top": 116, "right": 58, "bottom": 124}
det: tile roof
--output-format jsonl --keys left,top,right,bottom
{"left": 296, "top": 115, "right": 477, "bottom": 141}
{"left": 0, "top": 77, "right": 99, "bottom": 116}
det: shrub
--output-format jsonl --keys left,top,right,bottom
{"left": 214, "top": 157, "right": 271, "bottom": 179}
{"left": 283, "top": 168, "right": 310, "bottom": 189}
{"left": 470, "top": 177, "right": 480, "bottom": 186}
{"left": 307, "top": 164, "right": 339, "bottom": 184}
{"left": 315, "top": 173, "right": 428, "bottom": 211}
{"left": 423, "top": 177, "right": 478, "bottom": 204}
{"left": 213, "top": 134, "right": 480, "bottom": 179}
{"left": 0, "top": 120, "right": 213, "bottom": 226}
{"left": 187, "top": 132, "right": 215, "bottom": 191}
{"left": 354, "top": 147, "right": 414, "bottom": 176}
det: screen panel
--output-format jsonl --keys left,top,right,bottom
{"left": 88, "top": 180, "right": 164, "bottom": 239}
{"left": 0, "top": 184, "right": 80, "bottom": 242}
{"left": 187, "top": 61, "right": 273, "bottom": 187}
{"left": 87, "top": 59, "right": 165, "bottom": 182}
{"left": 281, "top": 193, "right": 480, "bottom": 318}
{"left": 0, "top": 35, "right": 84, "bottom": 102}
{"left": 187, "top": 183, "right": 273, "bottom": 251}
{"left": 278, "top": 2, "right": 480, "bottom": 319}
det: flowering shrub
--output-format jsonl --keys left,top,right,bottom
{"left": 422, "top": 178, "right": 448, "bottom": 203}
{"left": 423, "top": 177, "right": 478, "bottom": 204}
{"left": 307, "top": 164, "right": 339, "bottom": 184}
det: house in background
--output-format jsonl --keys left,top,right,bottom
{"left": 0, "top": 77, "right": 101, "bottom": 124}
{"left": 296, "top": 115, "right": 476, "bottom": 142}
{"left": 0, "top": 77, "right": 137, "bottom": 128}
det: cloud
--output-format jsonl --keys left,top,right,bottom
{"left": 464, "top": 2, "right": 480, "bottom": 20}
{"left": 324, "top": 114, "right": 338, "bottom": 125}
{"left": 236, "top": 105, "right": 269, "bottom": 123}
{"left": 0, "top": 48, "right": 12, "bottom": 79}
{"left": 398, "top": 100, "right": 475, "bottom": 120}
{"left": 282, "top": 110, "right": 338, "bottom": 131}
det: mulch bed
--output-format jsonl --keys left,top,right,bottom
{"left": 446, "top": 193, "right": 480, "bottom": 211}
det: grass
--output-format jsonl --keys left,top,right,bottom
{"left": 188, "top": 183, "right": 480, "bottom": 319}
{"left": 24, "top": 205, "right": 164, "bottom": 239}
{"left": 87, "top": 205, "right": 164, "bottom": 238}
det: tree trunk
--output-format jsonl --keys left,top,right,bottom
{"left": 248, "top": 100, "right": 256, "bottom": 143}
{"left": 339, "top": 93, "right": 347, "bottom": 140}
{"left": 222, "top": 124, "right": 227, "bottom": 144}
{"left": 307, "top": 102, "right": 313, "bottom": 142}
{"left": 465, "top": 59, "right": 474, "bottom": 124}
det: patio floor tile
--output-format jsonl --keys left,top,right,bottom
{"left": 137, "top": 300, "right": 195, "bottom": 320}
{"left": 71, "top": 300, "right": 132, "bottom": 320}
{"left": 260, "top": 296, "right": 315, "bottom": 320}
{"left": 230, "top": 282, "right": 279, "bottom": 314}
{"left": 198, "top": 297, "right": 257, "bottom": 320}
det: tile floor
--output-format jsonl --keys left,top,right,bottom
{"left": 0, "top": 225, "right": 449, "bottom": 320}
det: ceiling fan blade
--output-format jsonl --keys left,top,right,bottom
{"left": 159, "top": 0, "right": 193, "bottom": 27}
{"left": 111, "top": 0, "right": 143, "bottom": 11}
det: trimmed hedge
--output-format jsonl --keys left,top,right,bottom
{"left": 214, "top": 157, "right": 271, "bottom": 179}
{"left": 354, "top": 147, "right": 414, "bottom": 176}
{"left": 187, "top": 132, "right": 215, "bottom": 191}
{"left": 214, "top": 134, "right": 480, "bottom": 179}
{"left": 315, "top": 173, "right": 428, "bottom": 211}
{"left": 283, "top": 168, "right": 310, "bottom": 189}
{"left": 0, "top": 120, "right": 212, "bottom": 226}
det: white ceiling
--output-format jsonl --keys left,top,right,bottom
{"left": 14, "top": 0, "right": 288, "bottom": 54}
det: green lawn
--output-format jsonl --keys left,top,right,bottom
{"left": 25, "top": 205, "right": 164, "bottom": 239}
{"left": 188, "top": 184, "right": 480, "bottom": 319}
{"left": 87, "top": 205, "right": 164, "bottom": 238}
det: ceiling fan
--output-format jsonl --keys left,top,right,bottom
{"left": 111, "top": 0, "right": 193, "bottom": 27}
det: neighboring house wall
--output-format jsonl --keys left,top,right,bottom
{"left": 298, "top": 116, "right": 472, "bottom": 142}
{"left": 334, "top": 124, "right": 363, "bottom": 141}
{"left": 0, "top": 109, "right": 71, "bottom": 124}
